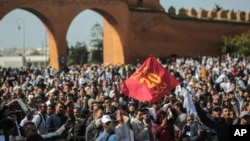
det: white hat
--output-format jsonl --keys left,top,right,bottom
{"left": 13, "top": 86, "right": 21, "bottom": 91}
{"left": 101, "top": 115, "right": 112, "bottom": 124}
{"left": 239, "top": 111, "right": 250, "bottom": 118}
{"left": 28, "top": 94, "right": 34, "bottom": 100}
{"left": 85, "top": 86, "right": 90, "bottom": 91}
{"left": 88, "top": 98, "right": 95, "bottom": 105}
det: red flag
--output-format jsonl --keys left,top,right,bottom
{"left": 121, "top": 55, "right": 179, "bottom": 103}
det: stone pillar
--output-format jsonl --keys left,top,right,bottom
{"left": 236, "top": 11, "right": 246, "bottom": 22}
{"left": 217, "top": 10, "right": 227, "bottom": 20}
{"left": 48, "top": 24, "right": 68, "bottom": 70}
{"left": 227, "top": 10, "right": 236, "bottom": 20}
{"left": 245, "top": 12, "right": 250, "bottom": 22}
{"left": 198, "top": 9, "right": 207, "bottom": 19}
{"left": 187, "top": 8, "right": 197, "bottom": 17}
{"left": 179, "top": 8, "right": 187, "bottom": 16}
{"left": 168, "top": 7, "right": 176, "bottom": 16}
{"left": 207, "top": 10, "right": 216, "bottom": 19}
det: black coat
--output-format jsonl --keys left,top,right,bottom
{"left": 195, "top": 102, "right": 229, "bottom": 141}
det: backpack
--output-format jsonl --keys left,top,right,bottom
{"left": 105, "top": 131, "right": 115, "bottom": 141}
{"left": 37, "top": 113, "right": 43, "bottom": 129}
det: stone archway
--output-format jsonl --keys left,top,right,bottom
{"left": 0, "top": 0, "right": 132, "bottom": 70}
{"left": 1, "top": 0, "right": 250, "bottom": 70}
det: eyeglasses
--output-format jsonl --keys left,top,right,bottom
{"left": 188, "top": 119, "right": 194, "bottom": 121}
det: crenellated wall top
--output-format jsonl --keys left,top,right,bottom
{"left": 168, "top": 7, "right": 250, "bottom": 23}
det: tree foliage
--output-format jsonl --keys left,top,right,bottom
{"left": 221, "top": 30, "right": 250, "bottom": 56}
{"left": 67, "top": 42, "right": 89, "bottom": 66}
{"left": 30, "top": 50, "right": 42, "bottom": 55}
{"left": 213, "top": 4, "right": 222, "bottom": 12}
{"left": 89, "top": 23, "right": 103, "bottom": 63}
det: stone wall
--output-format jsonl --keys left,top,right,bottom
{"left": 168, "top": 7, "right": 250, "bottom": 22}
{"left": 1, "top": 0, "right": 250, "bottom": 69}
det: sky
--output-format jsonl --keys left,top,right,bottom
{"left": 0, "top": 0, "right": 250, "bottom": 49}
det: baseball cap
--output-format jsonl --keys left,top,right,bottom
{"left": 101, "top": 115, "right": 112, "bottom": 124}
{"left": 128, "top": 101, "right": 135, "bottom": 106}
{"left": 88, "top": 98, "right": 95, "bottom": 105}
{"left": 212, "top": 106, "right": 222, "bottom": 111}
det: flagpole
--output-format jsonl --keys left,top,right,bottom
{"left": 180, "top": 82, "right": 193, "bottom": 95}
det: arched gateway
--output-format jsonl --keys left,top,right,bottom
{"left": 1, "top": 0, "right": 250, "bottom": 70}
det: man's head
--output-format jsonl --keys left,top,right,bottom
{"left": 66, "top": 93, "right": 74, "bottom": 102}
{"left": 82, "top": 95, "right": 90, "bottom": 104}
{"left": 134, "top": 109, "right": 143, "bottom": 120}
{"left": 104, "top": 97, "right": 112, "bottom": 108}
{"left": 239, "top": 111, "right": 250, "bottom": 125}
{"left": 55, "top": 102, "right": 65, "bottom": 114}
{"left": 79, "top": 109, "right": 90, "bottom": 119}
{"left": 73, "top": 108, "right": 81, "bottom": 118}
{"left": 212, "top": 106, "right": 222, "bottom": 118}
{"left": 48, "top": 92, "right": 55, "bottom": 101}
{"left": 38, "top": 102, "right": 47, "bottom": 113}
{"left": 92, "top": 101, "right": 101, "bottom": 111}
{"left": 128, "top": 101, "right": 136, "bottom": 112}
{"left": 94, "top": 107, "right": 104, "bottom": 120}
{"left": 245, "top": 101, "right": 250, "bottom": 112}
{"left": 22, "top": 122, "right": 38, "bottom": 137}
{"left": 221, "top": 107, "right": 230, "bottom": 118}
{"left": 88, "top": 98, "right": 96, "bottom": 110}
{"left": 141, "top": 108, "right": 150, "bottom": 120}
{"left": 47, "top": 105, "right": 54, "bottom": 115}
{"left": 101, "top": 115, "right": 112, "bottom": 129}
{"left": 187, "top": 114, "right": 194, "bottom": 124}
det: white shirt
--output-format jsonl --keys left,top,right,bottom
{"left": 215, "top": 73, "right": 229, "bottom": 83}
{"left": 220, "top": 82, "right": 231, "bottom": 93}
{"left": 32, "top": 112, "right": 47, "bottom": 135}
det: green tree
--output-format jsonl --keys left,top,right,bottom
{"left": 221, "top": 30, "right": 250, "bottom": 56}
{"left": 89, "top": 23, "right": 103, "bottom": 63}
{"left": 213, "top": 4, "right": 234, "bottom": 13}
{"left": 213, "top": 4, "right": 222, "bottom": 12}
{"left": 30, "top": 50, "right": 42, "bottom": 55}
{"left": 67, "top": 41, "right": 89, "bottom": 66}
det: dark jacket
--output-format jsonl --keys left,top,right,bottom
{"left": 46, "top": 113, "right": 68, "bottom": 132}
{"left": 195, "top": 102, "right": 229, "bottom": 141}
{"left": 66, "top": 118, "right": 86, "bottom": 141}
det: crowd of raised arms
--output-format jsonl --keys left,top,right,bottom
{"left": 0, "top": 54, "right": 250, "bottom": 141}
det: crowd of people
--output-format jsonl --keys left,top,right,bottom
{"left": 0, "top": 54, "right": 250, "bottom": 141}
